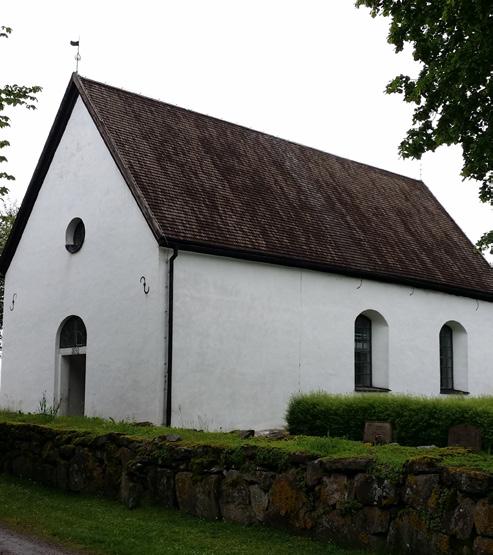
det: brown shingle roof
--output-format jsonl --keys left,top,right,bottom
{"left": 2, "top": 74, "right": 493, "bottom": 300}
{"left": 77, "top": 76, "right": 493, "bottom": 298}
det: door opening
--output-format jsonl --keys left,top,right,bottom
{"left": 56, "top": 316, "right": 87, "bottom": 416}
{"left": 60, "top": 354, "right": 86, "bottom": 416}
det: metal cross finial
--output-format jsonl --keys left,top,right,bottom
{"left": 70, "top": 39, "right": 81, "bottom": 73}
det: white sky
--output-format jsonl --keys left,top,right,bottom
{"left": 2, "top": 0, "right": 492, "bottom": 260}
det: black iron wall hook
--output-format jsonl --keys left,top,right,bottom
{"left": 9, "top": 293, "right": 17, "bottom": 311}
{"left": 140, "top": 276, "right": 150, "bottom": 295}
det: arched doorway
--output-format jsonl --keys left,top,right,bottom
{"left": 57, "top": 316, "right": 87, "bottom": 416}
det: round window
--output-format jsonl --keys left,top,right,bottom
{"left": 65, "top": 218, "right": 85, "bottom": 253}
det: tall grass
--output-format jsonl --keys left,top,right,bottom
{"left": 286, "top": 393, "right": 493, "bottom": 450}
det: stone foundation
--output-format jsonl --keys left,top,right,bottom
{"left": 0, "top": 422, "right": 492, "bottom": 554}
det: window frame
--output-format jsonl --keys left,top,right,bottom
{"left": 59, "top": 316, "right": 87, "bottom": 349}
{"left": 65, "top": 218, "right": 85, "bottom": 254}
{"left": 355, "top": 314, "right": 372, "bottom": 389}
{"left": 440, "top": 324, "right": 454, "bottom": 392}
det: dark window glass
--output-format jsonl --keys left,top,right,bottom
{"left": 355, "top": 315, "right": 372, "bottom": 388}
{"left": 440, "top": 325, "right": 453, "bottom": 390}
{"left": 60, "top": 316, "right": 87, "bottom": 348}
{"left": 66, "top": 219, "right": 85, "bottom": 253}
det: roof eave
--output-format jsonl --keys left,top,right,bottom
{"left": 160, "top": 237, "right": 493, "bottom": 303}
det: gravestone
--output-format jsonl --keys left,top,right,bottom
{"left": 363, "top": 421, "right": 392, "bottom": 445}
{"left": 448, "top": 424, "right": 482, "bottom": 452}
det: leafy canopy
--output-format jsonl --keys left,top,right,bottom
{"left": 0, "top": 25, "right": 41, "bottom": 192}
{"left": 0, "top": 199, "right": 18, "bottom": 335}
{"left": 0, "top": 25, "right": 40, "bottom": 347}
{"left": 355, "top": 0, "right": 493, "bottom": 253}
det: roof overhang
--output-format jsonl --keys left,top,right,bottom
{"left": 161, "top": 237, "right": 493, "bottom": 303}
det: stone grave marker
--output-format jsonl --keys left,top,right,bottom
{"left": 363, "top": 421, "right": 392, "bottom": 445}
{"left": 448, "top": 424, "right": 482, "bottom": 452}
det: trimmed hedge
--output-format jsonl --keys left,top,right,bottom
{"left": 286, "top": 392, "right": 493, "bottom": 450}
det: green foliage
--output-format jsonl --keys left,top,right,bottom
{"left": 0, "top": 25, "right": 35, "bottom": 344}
{"left": 222, "top": 446, "right": 247, "bottom": 468}
{"left": 1, "top": 411, "right": 493, "bottom": 473}
{"left": 286, "top": 392, "right": 493, "bottom": 450}
{"left": 0, "top": 199, "right": 18, "bottom": 342}
{"left": 476, "top": 229, "right": 493, "bottom": 255}
{"left": 254, "top": 447, "right": 290, "bottom": 472}
{"left": 0, "top": 475, "right": 364, "bottom": 555}
{"left": 355, "top": 1, "right": 493, "bottom": 253}
{"left": 0, "top": 25, "right": 41, "bottom": 188}
{"left": 36, "top": 391, "right": 60, "bottom": 419}
{"left": 0, "top": 199, "right": 16, "bottom": 249}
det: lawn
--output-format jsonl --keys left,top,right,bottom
{"left": 1, "top": 411, "right": 492, "bottom": 475}
{"left": 0, "top": 474, "right": 365, "bottom": 555}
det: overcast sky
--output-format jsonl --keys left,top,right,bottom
{"left": 2, "top": 0, "right": 492, "bottom": 260}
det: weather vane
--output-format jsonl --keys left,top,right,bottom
{"left": 70, "top": 39, "right": 81, "bottom": 73}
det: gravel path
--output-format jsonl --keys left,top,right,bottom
{"left": 0, "top": 524, "right": 81, "bottom": 555}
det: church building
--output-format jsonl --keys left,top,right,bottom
{"left": 1, "top": 74, "right": 492, "bottom": 430}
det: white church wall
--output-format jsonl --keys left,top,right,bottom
{"left": 171, "top": 251, "right": 493, "bottom": 431}
{"left": 1, "top": 97, "right": 166, "bottom": 423}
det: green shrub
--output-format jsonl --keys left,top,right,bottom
{"left": 286, "top": 392, "right": 493, "bottom": 450}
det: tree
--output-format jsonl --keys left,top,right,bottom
{"left": 0, "top": 25, "right": 41, "bottom": 192}
{"left": 355, "top": 0, "right": 493, "bottom": 253}
{"left": 0, "top": 199, "right": 18, "bottom": 349}
{"left": 0, "top": 25, "right": 40, "bottom": 349}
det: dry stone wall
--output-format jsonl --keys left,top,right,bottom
{"left": 0, "top": 422, "right": 492, "bottom": 554}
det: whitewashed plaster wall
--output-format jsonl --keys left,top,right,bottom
{"left": 171, "top": 251, "right": 493, "bottom": 431}
{"left": 1, "top": 97, "right": 167, "bottom": 423}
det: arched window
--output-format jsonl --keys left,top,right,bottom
{"left": 355, "top": 315, "right": 372, "bottom": 388}
{"left": 439, "top": 321, "right": 468, "bottom": 394}
{"left": 59, "top": 316, "right": 87, "bottom": 349}
{"left": 439, "top": 324, "right": 454, "bottom": 391}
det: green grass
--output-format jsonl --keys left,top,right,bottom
{"left": 1, "top": 411, "right": 493, "bottom": 475}
{"left": 0, "top": 474, "right": 365, "bottom": 555}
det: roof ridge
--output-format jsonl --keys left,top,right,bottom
{"left": 78, "top": 74, "right": 423, "bottom": 186}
